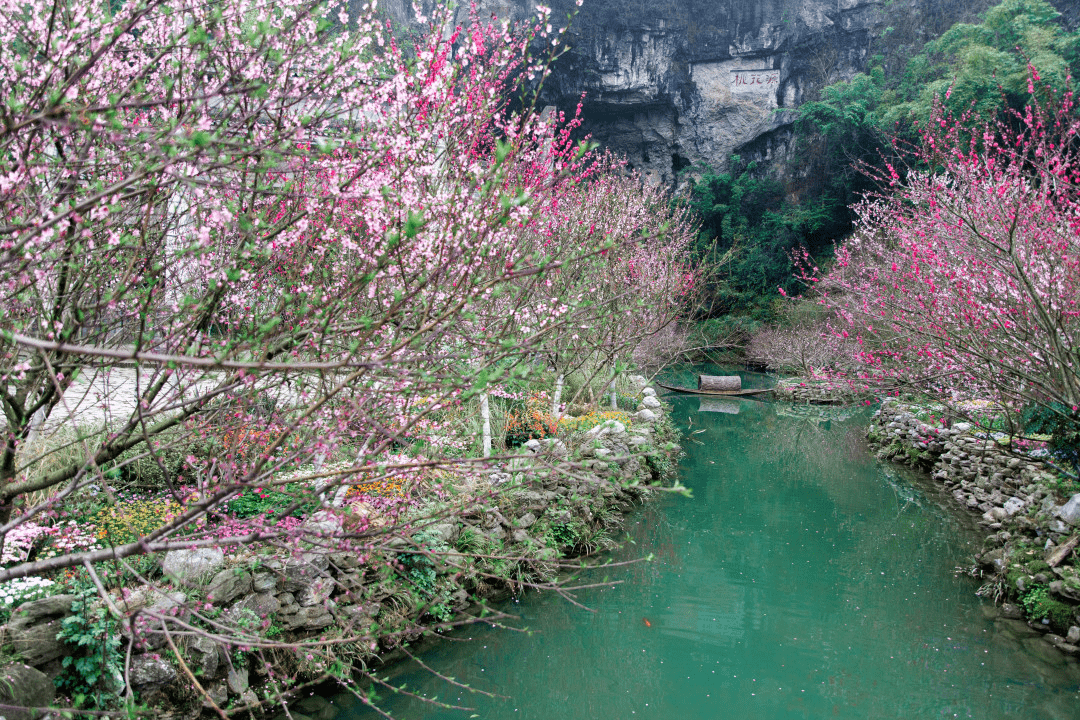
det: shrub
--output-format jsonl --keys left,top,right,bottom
{"left": 55, "top": 594, "right": 124, "bottom": 709}
{"left": 557, "top": 411, "right": 634, "bottom": 435}
{"left": 1021, "top": 402, "right": 1080, "bottom": 476}
{"left": 225, "top": 484, "right": 320, "bottom": 519}
{"left": 397, "top": 531, "right": 453, "bottom": 622}
{"left": 91, "top": 497, "right": 182, "bottom": 546}
{"left": 106, "top": 427, "right": 198, "bottom": 489}
{"left": 505, "top": 393, "right": 560, "bottom": 447}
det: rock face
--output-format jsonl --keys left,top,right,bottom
{"left": 385, "top": 0, "right": 1017, "bottom": 186}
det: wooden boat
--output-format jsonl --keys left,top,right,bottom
{"left": 655, "top": 380, "right": 773, "bottom": 397}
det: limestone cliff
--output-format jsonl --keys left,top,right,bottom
{"left": 537, "top": 0, "right": 1002, "bottom": 186}
{"left": 381, "top": 0, "right": 1074, "bottom": 186}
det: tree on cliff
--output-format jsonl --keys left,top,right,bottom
{"left": 714, "top": 0, "right": 1080, "bottom": 327}
{"left": 800, "top": 75, "right": 1080, "bottom": 463}
{"left": 0, "top": 0, "right": 697, "bottom": 715}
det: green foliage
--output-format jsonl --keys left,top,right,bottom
{"left": 455, "top": 526, "right": 494, "bottom": 556}
{"left": 55, "top": 594, "right": 124, "bottom": 709}
{"left": 695, "top": 315, "right": 764, "bottom": 344}
{"left": 794, "top": 66, "right": 890, "bottom": 209}
{"left": 1020, "top": 585, "right": 1075, "bottom": 630}
{"left": 546, "top": 521, "right": 580, "bottom": 548}
{"left": 108, "top": 430, "right": 193, "bottom": 489}
{"left": 886, "top": 0, "right": 1077, "bottom": 125}
{"left": 398, "top": 551, "right": 437, "bottom": 594}
{"left": 529, "top": 515, "right": 585, "bottom": 552}
{"left": 397, "top": 531, "right": 453, "bottom": 622}
{"left": 683, "top": 160, "right": 848, "bottom": 320}
{"left": 224, "top": 483, "right": 319, "bottom": 518}
{"left": 1020, "top": 402, "right": 1080, "bottom": 475}
{"left": 800, "top": 0, "right": 1080, "bottom": 140}
{"left": 644, "top": 444, "right": 677, "bottom": 484}
{"left": 1047, "top": 474, "right": 1080, "bottom": 500}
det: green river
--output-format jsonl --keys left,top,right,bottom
{"left": 327, "top": 371, "right": 1080, "bottom": 719}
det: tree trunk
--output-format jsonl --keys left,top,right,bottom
{"left": 552, "top": 374, "right": 564, "bottom": 417}
{"left": 608, "top": 358, "right": 619, "bottom": 410}
{"left": 480, "top": 392, "right": 491, "bottom": 457}
{"left": 1046, "top": 534, "right": 1080, "bottom": 568}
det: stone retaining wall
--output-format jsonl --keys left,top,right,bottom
{"left": 0, "top": 386, "right": 681, "bottom": 720}
{"left": 866, "top": 399, "right": 1080, "bottom": 657}
{"left": 773, "top": 378, "right": 869, "bottom": 405}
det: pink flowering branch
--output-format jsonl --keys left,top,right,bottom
{"left": 797, "top": 71, "right": 1080, "bottom": 424}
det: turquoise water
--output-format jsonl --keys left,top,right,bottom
{"left": 331, "top": 375, "right": 1080, "bottom": 719}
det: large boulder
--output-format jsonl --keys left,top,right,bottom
{"left": 269, "top": 553, "right": 331, "bottom": 593}
{"left": 162, "top": 548, "right": 225, "bottom": 584}
{"left": 148, "top": 590, "right": 187, "bottom": 613}
{"left": 634, "top": 409, "right": 659, "bottom": 424}
{"left": 523, "top": 438, "right": 568, "bottom": 458}
{"left": 1003, "top": 497, "right": 1026, "bottom": 516}
{"left": 114, "top": 587, "right": 152, "bottom": 613}
{"left": 328, "top": 552, "right": 362, "bottom": 571}
{"left": 297, "top": 577, "right": 335, "bottom": 607}
{"left": 303, "top": 510, "right": 343, "bottom": 538}
{"left": 980, "top": 548, "right": 1009, "bottom": 573}
{"left": 206, "top": 569, "right": 253, "bottom": 605}
{"left": 8, "top": 595, "right": 76, "bottom": 625}
{"left": 424, "top": 523, "right": 458, "bottom": 545}
{"left": 1057, "top": 493, "right": 1080, "bottom": 526}
{"left": 252, "top": 571, "right": 278, "bottom": 593}
{"left": 585, "top": 420, "right": 626, "bottom": 438}
{"left": 185, "top": 635, "right": 220, "bottom": 678}
{"left": 123, "top": 614, "right": 168, "bottom": 652}
{"left": 202, "top": 681, "right": 229, "bottom": 709}
{"left": 234, "top": 592, "right": 281, "bottom": 619}
{"left": 124, "top": 591, "right": 188, "bottom": 651}
{"left": 227, "top": 666, "right": 250, "bottom": 695}
{"left": 5, "top": 594, "right": 76, "bottom": 666}
{"left": 0, "top": 663, "right": 55, "bottom": 720}
{"left": 279, "top": 606, "right": 333, "bottom": 630}
{"left": 129, "top": 655, "right": 177, "bottom": 689}
{"left": 8, "top": 619, "right": 67, "bottom": 667}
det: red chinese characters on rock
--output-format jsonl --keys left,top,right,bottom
{"left": 731, "top": 70, "right": 781, "bottom": 93}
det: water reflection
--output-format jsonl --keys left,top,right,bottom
{"left": 333, "top": 387, "right": 1080, "bottom": 720}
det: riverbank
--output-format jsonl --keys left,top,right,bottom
{"left": 0, "top": 384, "right": 682, "bottom": 720}
{"left": 323, "top": 382, "right": 1080, "bottom": 719}
{"left": 865, "top": 399, "right": 1080, "bottom": 656}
